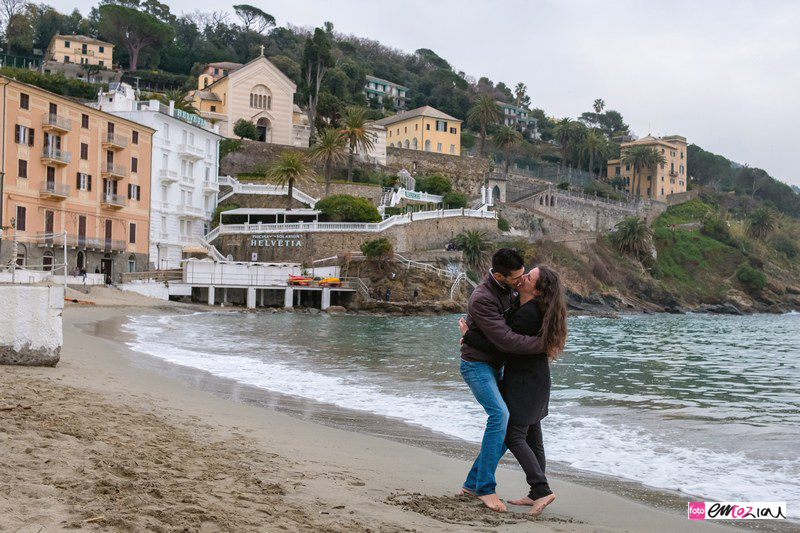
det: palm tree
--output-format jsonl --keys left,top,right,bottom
{"left": 160, "top": 89, "right": 197, "bottom": 113}
{"left": 592, "top": 98, "right": 606, "bottom": 129}
{"left": 454, "top": 230, "right": 492, "bottom": 272}
{"left": 553, "top": 118, "right": 579, "bottom": 169}
{"left": 581, "top": 130, "right": 612, "bottom": 178}
{"left": 266, "top": 151, "right": 314, "bottom": 210}
{"left": 621, "top": 146, "right": 667, "bottom": 197}
{"left": 339, "top": 107, "right": 374, "bottom": 182}
{"left": 514, "top": 82, "right": 527, "bottom": 107}
{"left": 468, "top": 95, "right": 502, "bottom": 157}
{"left": 611, "top": 216, "right": 653, "bottom": 257}
{"left": 493, "top": 126, "right": 522, "bottom": 173}
{"left": 307, "top": 128, "right": 347, "bottom": 196}
{"left": 747, "top": 207, "right": 776, "bottom": 240}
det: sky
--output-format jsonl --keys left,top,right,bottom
{"left": 49, "top": 0, "right": 800, "bottom": 186}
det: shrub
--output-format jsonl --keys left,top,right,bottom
{"left": 360, "top": 238, "right": 393, "bottom": 259}
{"left": 383, "top": 207, "right": 403, "bottom": 217}
{"left": 233, "top": 119, "right": 258, "bottom": 140}
{"left": 461, "top": 131, "right": 476, "bottom": 150}
{"left": 219, "top": 139, "right": 242, "bottom": 161}
{"left": 210, "top": 203, "right": 240, "bottom": 228}
{"left": 443, "top": 191, "right": 467, "bottom": 209}
{"left": 700, "top": 213, "right": 733, "bottom": 245}
{"left": 557, "top": 181, "right": 570, "bottom": 190}
{"left": 417, "top": 175, "right": 451, "bottom": 195}
{"left": 773, "top": 235, "right": 798, "bottom": 259}
{"left": 316, "top": 194, "right": 381, "bottom": 222}
{"left": 0, "top": 67, "right": 103, "bottom": 99}
{"left": 497, "top": 217, "right": 510, "bottom": 232}
{"left": 583, "top": 180, "right": 622, "bottom": 201}
{"left": 735, "top": 263, "right": 766, "bottom": 292}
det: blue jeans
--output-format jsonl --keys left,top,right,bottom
{"left": 460, "top": 359, "right": 509, "bottom": 496}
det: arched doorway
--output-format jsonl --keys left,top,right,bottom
{"left": 411, "top": 138, "right": 418, "bottom": 150}
{"left": 424, "top": 139, "right": 431, "bottom": 152}
{"left": 492, "top": 185, "right": 501, "bottom": 201}
{"left": 403, "top": 140, "right": 409, "bottom": 149}
{"left": 76, "top": 251, "right": 85, "bottom": 270}
{"left": 42, "top": 250, "right": 54, "bottom": 271}
{"left": 257, "top": 117, "right": 270, "bottom": 142}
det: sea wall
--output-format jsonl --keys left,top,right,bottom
{"left": 0, "top": 285, "right": 64, "bottom": 366}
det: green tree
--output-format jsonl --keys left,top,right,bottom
{"left": 454, "top": 230, "right": 492, "bottom": 272}
{"left": 514, "top": 82, "right": 528, "bottom": 108}
{"left": 552, "top": 117, "right": 580, "bottom": 169}
{"left": 611, "top": 216, "right": 653, "bottom": 258}
{"left": 98, "top": 4, "right": 174, "bottom": 71}
{"left": 593, "top": 98, "right": 605, "bottom": 115}
{"left": 316, "top": 194, "right": 381, "bottom": 222}
{"left": 442, "top": 191, "right": 467, "bottom": 209}
{"left": 266, "top": 151, "right": 314, "bottom": 210}
{"left": 360, "top": 237, "right": 393, "bottom": 260}
{"left": 493, "top": 126, "right": 522, "bottom": 172}
{"left": 339, "top": 106, "right": 374, "bottom": 182}
{"left": 467, "top": 95, "right": 502, "bottom": 156}
{"left": 160, "top": 89, "right": 196, "bottom": 113}
{"left": 233, "top": 119, "right": 258, "bottom": 140}
{"left": 581, "top": 130, "right": 611, "bottom": 178}
{"left": 307, "top": 128, "right": 347, "bottom": 196}
{"left": 747, "top": 207, "right": 776, "bottom": 240}
{"left": 6, "top": 12, "right": 34, "bottom": 55}
{"left": 621, "top": 146, "right": 666, "bottom": 197}
{"left": 301, "top": 27, "right": 333, "bottom": 139}
{"left": 735, "top": 263, "right": 766, "bottom": 292}
{"left": 416, "top": 175, "right": 451, "bottom": 195}
{"left": 233, "top": 4, "right": 275, "bottom": 34}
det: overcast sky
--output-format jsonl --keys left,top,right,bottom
{"left": 50, "top": 0, "right": 800, "bottom": 186}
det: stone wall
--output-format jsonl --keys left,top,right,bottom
{"left": 0, "top": 285, "right": 63, "bottom": 366}
{"left": 386, "top": 147, "right": 489, "bottom": 197}
{"left": 220, "top": 141, "right": 310, "bottom": 177}
{"left": 214, "top": 215, "right": 498, "bottom": 263}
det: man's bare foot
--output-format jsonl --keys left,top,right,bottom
{"left": 478, "top": 493, "right": 508, "bottom": 512}
{"left": 457, "top": 487, "right": 476, "bottom": 497}
{"left": 507, "top": 496, "right": 536, "bottom": 506}
{"left": 529, "top": 494, "right": 556, "bottom": 516}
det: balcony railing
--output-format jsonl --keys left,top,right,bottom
{"left": 42, "top": 114, "right": 72, "bottom": 132}
{"left": 103, "top": 132, "right": 129, "bottom": 149}
{"left": 159, "top": 169, "right": 179, "bottom": 183}
{"left": 102, "top": 162, "right": 128, "bottom": 179}
{"left": 202, "top": 180, "right": 219, "bottom": 193}
{"left": 177, "top": 143, "right": 205, "bottom": 160}
{"left": 39, "top": 182, "right": 71, "bottom": 200}
{"left": 175, "top": 205, "right": 205, "bottom": 218}
{"left": 41, "top": 146, "right": 72, "bottom": 165}
{"left": 101, "top": 192, "right": 126, "bottom": 209}
{"left": 669, "top": 169, "right": 678, "bottom": 177}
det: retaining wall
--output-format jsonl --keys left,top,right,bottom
{"left": 0, "top": 285, "right": 64, "bottom": 366}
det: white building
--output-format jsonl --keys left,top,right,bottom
{"left": 94, "top": 83, "right": 223, "bottom": 269}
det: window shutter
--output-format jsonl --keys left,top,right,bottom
{"left": 28, "top": 129, "right": 34, "bottom": 146}
{"left": 76, "top": 172, "right": 81, "bottom": 189}
{"left": 130, "top": 223, "right": 136, "bottom": 244}
{"left": 136, "top": 186, "right": 141, "bottom": 201}
{"left": 14, "top": 125, "right": 20, "bottom": 142}
{"left": 127, "top": 183, "right": 132, "bottom": 199}
{"left": 88, "top": 175, "right": 92, "bottom": 191}
{"left": 18, "top": 207, "right": 26, "bottom": 231}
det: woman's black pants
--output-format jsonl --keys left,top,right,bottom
{"left": 505, "top": 422, "right": 553, "bottom": 499}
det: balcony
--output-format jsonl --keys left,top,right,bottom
{"left": 669, "top": 169, "right": 678, "bottom": 177}
{"left": 175, "top": 204, "right": 205, "bottom": 218}
{"left": 159, "top": 168, "right": 179, "bottom": 184}
{"left": 202, "top": 180, "right": 219, "bottom": 193}
{"left": 102, "top": 132, "right": 129, "bottom": 150}
{"left": 101, "top": 192, "right": 126, "bottom": 210}
{"left": 102, "top": 162, "right": 128, "bottom": 180}
{"left": 177, "top": 143, "right": 204, "bottom": 160}
{"left": 42, "top": 114, "right": 72, "bottom": 133}
{"left": 199, "top": 110, "right": 227, "bottom": 122}
{"left": 39, "top": 182, "right": 71, "bottom": 201}
{"left": 41, "top": 146, "right": 72, "bottom": 166}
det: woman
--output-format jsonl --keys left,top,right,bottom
{"left": 460, "top": 265, "right": 567, "bottom": 516}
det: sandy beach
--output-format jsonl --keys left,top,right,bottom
{"left": 0, "top": 301, "right": 751, "bottom": 532}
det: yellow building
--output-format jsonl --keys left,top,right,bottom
{"left": 374, "top": 106, "right": 462, "bottom": 156}
{"left": 43, "top": 35, "right": 117, "bottom": 84}
{"left": 191, "top": 55, "right": 308, "bottom": 146}
{"left": 607, "top": 135, "right": 688, "bottom": 201}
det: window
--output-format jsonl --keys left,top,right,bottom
{"left": 18, "top": 159, "right": 27, "bottom": 178}
{"left": 99, "top": 46, "right": 104, "bottom": 53}
{"left": 64, "top": 40, "right": 70, "bottom": 48}
{"left": 249, "top": 85, "right": 272, "bottom": 110}
{"left": 98, "top": 60, "right": 104, "bottom": 67}
{"left": 129, "top": 223, "right": 136, "bottom": 244}
{"left": 426, "top": 124, "right": 430, "bottom": 131}
{"left": 14, "top": 125, "right": 34, "bottom": 146}
{"left": 132, "top": 131, "right": 139, "bottom": 144}
{"left": 80, "top": 143, "right": 88, "bottom": 160}
{"left": 415, "top": 124, "right": 418, "bottom": 131}
{"left": 64, "top": 56, "right": 70, "bottom": 63}
{"left": 450, "top": 144, "right": 455, "bottom": 155}
{"left": 76, "top": 173, "right": 91, "bottom": 191}
{"left": 210, "top": 105, "right": 216, "bottom": 112}
{"left": 404, "top": 127, "right": 407, "bottom": 133}
{"left": 128, "top": 256, "right": 136, "bottom": 273}
{"left": 131, "top": 157, "right": 138, "bottom": 173}
{"left": 437, "top": 143, "right": 442, "bottom": 152}
{"left": 127, "top": 184, "right": 141, "bottom": 201}
{"left": 449, "top": 127, "right": 457, "bottom": 134}
{"left": 20, "top": 93, "right": 29, "bottom": 110}
{"left": 81, "top": 114, "right": 89, "bottom": 128}
{"left": 436, "top": 120, "right": 447, "bottom": 132}
{"left": 16, "top": 206, "right": 26, "bottom": 231}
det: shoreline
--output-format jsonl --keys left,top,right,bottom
{"left": 1, "top": 306, "right": 775, "bottom": 532}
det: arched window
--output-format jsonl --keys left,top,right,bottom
{"left": 249, "top": 85, "right": 272, "bottom": 110}
{"left": 424, "top": 140, "right": 431, "bottom": 152}
{"left": 76, "top": 251, "right": 85, "bottom": 269}
{"left": 43, "top": 250, "right": 54, "bottom": 272}
{"left": 550, "top": 196, "right": 555, "bottom": 207}
{"left": 403, "top": 140, "right": 409, "bottom": 149}
{"left": 411, "top": 138, "right": 418, "bottom": 150}
{"left": 389, "top": 143, "right": 395, "bottom": 148}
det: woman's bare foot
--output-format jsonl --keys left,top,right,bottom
{"left": 507, "top": 496, "right": 536, "bottom": 506}
{"left": 478, "top": 493, "right": 508, "bottom": 512}
{"left": 529, "top": 494, "right": 556, "bottom": 516}
{"left": 457, "top": 487, "right": 476, "bottom": 497}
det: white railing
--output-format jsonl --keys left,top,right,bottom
{"left": 176, "top": 205, "right": 205, "bottom": 218}
{"left": 217, "top": 176, "right": 318, "bottom": 207}
{"left": 381, "top": 187, "right": 444, "bottom": 208}
{"left": 196, "top": 236, "right": 227, "bottom": 261}
{"left": 450, "top": 272, "right": 467, "bottom": 299}
{"left": 207, "top": 208, "right": 496, "bottom": 241}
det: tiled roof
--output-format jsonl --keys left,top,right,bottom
{"left": 373, "top": 106, "right": 461, "bottom": 126}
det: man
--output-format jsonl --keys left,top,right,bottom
{"left": 459, "top": 248, "right": 544, "bottom": 512}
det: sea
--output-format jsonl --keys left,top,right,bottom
{"left": 123, "top": 311, "right": 800, "bottom": 519}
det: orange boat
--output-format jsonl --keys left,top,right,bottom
{"left": 288, "top": 275, "right": 312, "bottom": 286}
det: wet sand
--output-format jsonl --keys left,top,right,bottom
{"left": 0, "top": 306, "right": 754, "bottom": 532}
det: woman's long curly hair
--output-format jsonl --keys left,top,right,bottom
{"left": 535, "top": 265, "right": 568, "bottom": 359}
